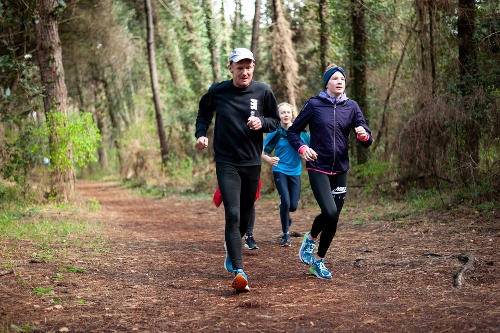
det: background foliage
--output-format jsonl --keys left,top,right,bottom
{"left": 0, "top": 0, "right": 498, "bottom": 204}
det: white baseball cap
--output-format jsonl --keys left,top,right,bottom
{"left": 228, "top": 48, "right": 255, "bottom": 63}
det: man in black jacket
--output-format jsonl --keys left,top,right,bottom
{"left": 195, "top": 48, "right": 279, "bottom": 292}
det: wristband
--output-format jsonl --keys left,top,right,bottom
{"left": 298, "top": 145, "right": 308, "bottom": 155}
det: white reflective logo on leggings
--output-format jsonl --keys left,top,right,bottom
{"left": 332, "top": 187, "right": 347, "bottom": 195}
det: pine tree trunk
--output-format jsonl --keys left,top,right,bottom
{"left": 251, "top": 0, "right": 262, "bottom": 63}
{"left": 202, "top": 0, "right": 220, "bottom": 82}
{"left": 271, "top": 0, "right": 299, "bottom": 109}
{"left": 145, "top": 0, "right": 169, "bottom": 165}
{"left": 318, "top": 0, "right": 328, "bottom": 73}
{"left": 35, "top": 0, "right": 75, "bottom": 202}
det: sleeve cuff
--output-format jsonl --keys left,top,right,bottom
{"left": 357, "top": 133, "right": 370, "bottom": 142}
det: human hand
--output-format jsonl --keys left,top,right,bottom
{"left": 270, "top": 157, "right": 280, "bottom": 166}
{"left": 247, "top": 116, "right": 262, "bottom": 130}
{"left": 301, "top": 147, "right": 318, "bottom": 161}
{"left": 355, "top": 126, "right": 367, "bottom": 140}
{"left": 195, "top": 136, "right": 208, "bottom": 150}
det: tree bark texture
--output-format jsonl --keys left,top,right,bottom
{"left": 251, "top": 0, "right": 262, "bottom": 63}
{"left": 453, "top": 253, "right": 476, "bottom": 288}
{"left": 318, "top": 0, "right": 328, "bottom": 73}
{"left": 271, "top": 0, "right": 299, "bottom": 110}
{"left": 35, "top": 0, "right": 75, "bottom": 202}
{"left": 145, "top": 0, "right": 169, "bottom": 165}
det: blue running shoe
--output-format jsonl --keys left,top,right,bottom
{"left": 309, "top": 257, "right": 332, "bottom": 279}
{"left": 232, "top": 269, "right": 250, "bottom": 292}
{"left": 224, "top": 242, "right": 233, "bottom": 272}
{"left": 298, "top": 232, "right": 316, "bottom": 264}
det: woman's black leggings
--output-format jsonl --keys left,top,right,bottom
{"left": 216, "top": 162, "right": 261, "bottom": 270}
{"left": 308, "top": 170, "right": 347, "bottom": 258}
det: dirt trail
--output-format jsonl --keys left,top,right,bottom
{"left": 1, "top": 180, "right": 498, "bottom": 332}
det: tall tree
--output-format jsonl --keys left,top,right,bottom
{"left": 318, "top": 0, "right": 328, "bottom": 73}
{"left": 351, "top": 0, "right": 369, "bottom": 164}
{"left": 270, "top": 0, "right": 300, "bottom": 109}
{"left": 251, "top": 0, "right": 262, "bottom": 62}
{"left": 202, "top": 0, "right": 220, "bottom": 82}
{"left": 233, "top": 0, "right": 242, "bottom": 49}
{"left": 144, "top": 0, "right": 169, "bottom": 165}
{"left": 34, "top": 0, "right": 76, "bottom": 201}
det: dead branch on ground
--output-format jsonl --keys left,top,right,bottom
{"left": 453, "top": 252, "right": 476, "bottom": 288}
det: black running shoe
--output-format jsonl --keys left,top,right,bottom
{"left": 244, "top": 235, "right": 259, "bottom": 250}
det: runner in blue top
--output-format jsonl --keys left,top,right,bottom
{"left": 262, "top": 102, "right": 310, "bottom": 247}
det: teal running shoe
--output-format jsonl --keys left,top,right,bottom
{"left": 232, "top": 269, "right": 250, "bottom": 292}
{"left": 224, "top": 242, "right": 233, "bottom": 272}
{"left": 309, "top": 257, "right": 332, "bottom": 279}
{"left": 298, "top": 232, "right": 316, "bottom": 264}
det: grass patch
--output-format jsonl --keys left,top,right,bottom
{"left": 8, "top": 323, "right": 36, "bottom": 332}
{"left": 63, "top": 266, "right": 87, "bottom": 273}
{"left": 32, "top": 286, "right": 54, "bottom": 296}
{"left": 0, "top": 202, "right": 108, "bottom": 271}
{"left": 0, "top": 204, "right": 103, "bottom": 245}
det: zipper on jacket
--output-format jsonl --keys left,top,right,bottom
{"left": 331, "top": 103, "right": 337, "bottom": 173}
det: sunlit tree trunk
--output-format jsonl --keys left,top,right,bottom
{"left": 351, "top": 0, "right": 369, "bottom": 164}
{"left": 145, "top": 0, "right": 169, "bottom": 165}
{"left": 35, "top": 0, "right": 75, "bottom": 202}
{"left": 271, "top": 0, "right": 299, "bottom": 109}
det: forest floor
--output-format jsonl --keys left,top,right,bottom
{"left": 1, "top": 180, "right": 499, "bottom": 333}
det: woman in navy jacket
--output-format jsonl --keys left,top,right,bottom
{"left": 287, "top": 64, "right": 372, "bottom": 279}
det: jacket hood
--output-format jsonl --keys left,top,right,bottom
{"left": 319, "top": 91, "right": 349, "bottom": 104}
